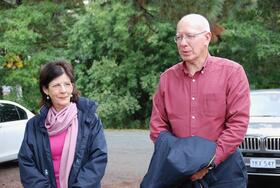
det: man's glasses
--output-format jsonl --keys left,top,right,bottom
{"left": 174, "top": 31, "right": 207, "bottom": 43}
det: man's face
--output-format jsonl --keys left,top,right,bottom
{"left": 175, "top": 20, "right": 211, "bottom": 63}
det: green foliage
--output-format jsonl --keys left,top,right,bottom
{"left": 68, "top": 1, "right": 178, "bottom": 128}
{"left": 210, "top": 19, "right": 280, "bottom": 89}
{"left": 76, "top": 58, "right": 141, "bottom": 128}
{"left": 142, "top": 0, "right": 256, "bottom": 24}
{"left": 1, "top": 0, "right": 280, "bottom": 128}
{"left": 257, "top": 0, "right": 280, "bottom": 31}
{"left": 0, "top": 2, "right": 80, "bottom": 111}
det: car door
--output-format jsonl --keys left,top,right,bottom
{"left": 0, "top": 102, "right": 28, "bottom": 162}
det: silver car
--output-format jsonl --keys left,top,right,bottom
{"left": 239, "top": 89, "right": 280, "bottom": 176}
{"left": 0, "top": 100, "right": 34, "bottom": 163}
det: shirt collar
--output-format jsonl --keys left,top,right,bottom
{"left": 179, "top": 54, "right": 212, "bottom": 76}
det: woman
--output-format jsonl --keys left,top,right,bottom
{"left": 18, "top": 60, "right": 107, "bottom": 188}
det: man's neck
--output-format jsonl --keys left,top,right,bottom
{"left": 184, "top": 53, "right": 208, "bottom": 76}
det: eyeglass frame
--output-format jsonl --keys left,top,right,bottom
{"left": 49, "top": 82, "right": 73, "bottom": 90}
{"left": 174, "top": 31, "right": 208, "bottom": 43}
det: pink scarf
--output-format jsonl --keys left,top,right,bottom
{"left": 45, "top": 103, "right": 78, "bottom": 188}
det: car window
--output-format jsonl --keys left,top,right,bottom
{"left": 250, "top": 92, "right": 280, "bottom": 117}
{"left": 16, "top": 106, "right": 28, "bottom": 119}
{"left": 0, "top": 103, "right": 23, "bottom": 122}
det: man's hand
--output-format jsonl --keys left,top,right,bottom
{"left": 190, "top": 167, "right": 209, "bottom": 181}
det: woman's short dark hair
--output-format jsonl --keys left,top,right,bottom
{"left": 39, "top": 60, "right": 80, "bottom": 107}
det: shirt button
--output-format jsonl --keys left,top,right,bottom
{"left": 191, "top": 97, "right": 195, "bottom": 101}
{"left": 201, "top": 70, "right": 204, "bottom": 74}
{"left": 192, "top": 116, "right": 195, "bottom": 119}
{"left": 192, "top": 79, "right": 195, "bottom": 82}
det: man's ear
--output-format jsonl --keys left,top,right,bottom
{"left": 206, "top": 32, "right": 212, "bottom": 42}
{"left": 204, "top": 32, "right": 212, "bottom": 47}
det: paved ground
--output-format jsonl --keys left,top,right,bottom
{"left": 0, "top": 130, "right": 279, "bottom": 188}
{"left": 102, "top": 130, "right": 153, "bottom": 188}
{"left": 0, "top": 130, "right": 154, "bottom": 188}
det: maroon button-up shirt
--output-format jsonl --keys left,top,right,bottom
{"left": 150, "top": 55, "right": 250, "bottom": 165}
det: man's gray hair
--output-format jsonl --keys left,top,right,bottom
{"left": 179, "top": 14, "right": 210, "bottom": 32}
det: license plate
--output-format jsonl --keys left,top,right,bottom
{"left": 250, "top": 158, "right": 276, "bottom": 168}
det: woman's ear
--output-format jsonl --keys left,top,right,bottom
{"left": 43, "top": 86, "right": 49, "bottom": 96}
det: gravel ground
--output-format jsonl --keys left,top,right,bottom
{"left": 102, "top": 129, "right": 153, "bottom": 188}
{"left": 0, "top": 129, "right": 153, "bottom": 188}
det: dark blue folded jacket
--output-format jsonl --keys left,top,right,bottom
{"left": 141, "top": 131, "right": 216, "bottom": 188}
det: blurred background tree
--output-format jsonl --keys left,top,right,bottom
{"left": 0, "top": 0, "right": 279, "bottom": 128}
{"left": 0, "top": 0, "right": 85, "bottom": 110}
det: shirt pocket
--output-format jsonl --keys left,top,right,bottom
{"left": 203, "top": 93, "right": 226, "bottom": 117}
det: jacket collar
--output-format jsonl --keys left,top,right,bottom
{"left": 38, "top": 97, "right": 98, "bottom": 129}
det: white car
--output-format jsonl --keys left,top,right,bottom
{"left": 0, "top": 100, "right": 34, "bottom": 163}
{"left": 239, "top": 89, "right": 280, "bottom": 176}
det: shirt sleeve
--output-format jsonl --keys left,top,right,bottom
{"left": 150, "top": 77, "right": 171, "bottom": 142}
{"left": 215, "top": 65, "right": 250, "bottom": 165}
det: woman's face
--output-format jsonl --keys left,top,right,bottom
{"left": 43, "top": 73, "right": 73, "bottom": 111}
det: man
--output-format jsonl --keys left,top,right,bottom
{"left": 150, "top": 14, "right": 250, "bottom": 187}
